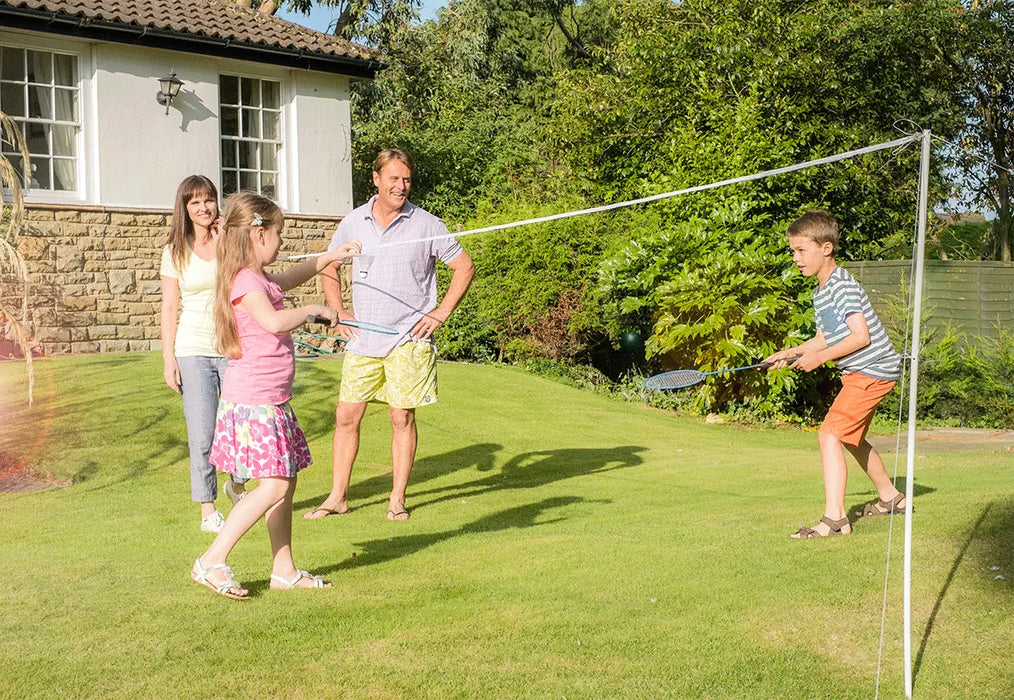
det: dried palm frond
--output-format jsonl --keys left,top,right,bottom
{"left": 0, "top": 109, "right": 35, "bottom": 405}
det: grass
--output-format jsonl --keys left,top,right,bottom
{"left": 0, "top": 353, "right": 1011, "bottom": 698}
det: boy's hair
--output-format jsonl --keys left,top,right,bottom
{"left": 788, "top": 209, "right": 840, "bottom": 254}
{"left": 214, "top": 192, "right": 284, "bottom": 359}
{"left": 372, "top": 147, "right": 413, "bottom": 174}
{"left": 167, "top": 174, "right": 218, "bottom": 271}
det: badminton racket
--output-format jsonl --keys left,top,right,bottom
{"left": 643, "top": 363, "right": 770, "bottom": 391}
{"left": 305, "top": 314, "right": 399, "bottom": 335}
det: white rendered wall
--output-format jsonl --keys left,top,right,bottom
{"left": 1, "top": 28, "right": 355, "bottom": 216}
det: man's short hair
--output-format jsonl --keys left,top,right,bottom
{"left": 373, "top": 148, "right": 414, "bottom": 174}
{"left": 788, "top": 209, "right": 840, "bottom": 253}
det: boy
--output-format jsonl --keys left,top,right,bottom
{"left": 765, "top": 210, "right": 907, "bottom": 538}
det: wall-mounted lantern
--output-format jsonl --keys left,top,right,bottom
{"left": 156, "top": 72, "right": 184, "bottom": 115}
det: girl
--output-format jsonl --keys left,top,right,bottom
{"left": 160, "top": 175, "right": 246, "bottom": 533}
{"left": 191, "top": 192, "right": 360, "bottom": 599}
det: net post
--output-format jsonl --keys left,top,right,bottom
{"left": 903, "top": 128, "right": 931, "bottom": 699}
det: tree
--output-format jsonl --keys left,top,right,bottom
{"left": 950, "top": 1, "right": 1014, "bottom": 260}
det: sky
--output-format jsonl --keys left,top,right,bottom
{"left": 277, "top": 1, "right": 446, "bottom": 34}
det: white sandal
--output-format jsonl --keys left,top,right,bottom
{"left": 270, "top": 569, "right": 330, "bottom": 589}
{"left": 191, "top": 558, "right": 248, "bottom": 600}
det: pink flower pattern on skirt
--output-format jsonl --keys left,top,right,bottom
{"left": 209, "top": 400, "right": 312, "bottom": 480}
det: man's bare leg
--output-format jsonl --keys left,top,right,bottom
{"left": 304, "top": 400, "right": 367, "bottom": 519}
{"left": 387, "top": 406, "right": 417, "bottom": 520}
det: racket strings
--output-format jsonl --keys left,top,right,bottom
{"left": 643, "top": 369, "right": 705, "bottom": 390}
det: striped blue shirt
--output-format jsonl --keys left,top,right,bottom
{"left": 813, "top": 266, "right": 901, "bottom": 381}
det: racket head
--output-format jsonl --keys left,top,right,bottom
{"left": 339, "top": 319, "right": 399, "bottom": 335}
{"left": 642, "top": 369, "right": 706, "bottom": 391}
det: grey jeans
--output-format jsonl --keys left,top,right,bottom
{"left": 177, "top": 355, "right": 243, "bottom": 503}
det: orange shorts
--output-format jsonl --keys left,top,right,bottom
{"left": 819, "top": 373, "right": 897, "bottom": 447}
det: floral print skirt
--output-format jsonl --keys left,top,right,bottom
{"left": 209, "top": 400, "right": 312, "bottom": 480}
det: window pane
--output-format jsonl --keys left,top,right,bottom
{"left": 240, "top": 170, "right": 258, "bottom": 192}
{"left": 5, "top": 154, "right": 24, "bottom": 184}
{"left": 222, "top": 169, "right": 238, "bottom": 195}
{"left": 240, "top": 77, "right": 255, "bottom": 106}
{"left": 262, "top": 110, "right": 280, "bottom": 141}
{"left": 261, "top": 172, "right": 276, "bottom": 199}
{"left": 53, "top": 53, "right": 75, "bottom": 86}
{"left": 52, "top": 124, "right": 75, "bottom": 156}
{"left": 27, "top": 85, "right": 52, "bottom": 119}
{"left": 262, "top": 81, "right": 279, "bottom": 110}
{"left": 1, "top": 82, "right": 26, "bottom": 117}
{"left": 1, "top": 48, "right": 25, "bottom": 81}
{"left": 26, "top": 50, "right": 52, "bottom": 84}
{"left": 221, "top": 106, "right": 239, "bottom": 136}
{"left": 261, "top": 143, "right": 278, "bottom": 171}
{"left": 221, "top": 140, "right": 236, "bottom": 168}
{"left": 241, "top": 108, "right": 260, "bottom": 139}
{"left": 238, "top": 141, "right": 258, "bottom": 169}
{"left": 24, "top": 121, "right": 48, "bottom": 156}
{"left": 52, "top": 157, "right": 75, "bottom": 190}
{"left": 54, "top": 88, "right": 77, "bottom": 121}
{"left": 220, "top": 75, "right": 238, "bottom": 105}
{"left": 29, "top": 156, "right": 50, "bottom": 189}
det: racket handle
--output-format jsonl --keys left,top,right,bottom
{"left": 306, "top": 314, "right": 331, "bottom": 325}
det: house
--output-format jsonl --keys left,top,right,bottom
{"left": 0, "top": 0, "right": 380, "bottom": 354}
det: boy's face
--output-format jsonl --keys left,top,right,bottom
{"left": 788, "top": 235, "right": 834, "bottom": 277}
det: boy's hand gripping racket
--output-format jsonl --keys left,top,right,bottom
{"left": 305, "top": 314, "right": 399, "bottom": 336}
{"left": 643, "top": 363, "right": 770, "bottom": 391}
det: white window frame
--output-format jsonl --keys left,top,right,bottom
{"left": 0, "top": 36, "right": 87, "bottom": 203}
{"left": 219, "top": 72, "right": 285, "bottom": 202}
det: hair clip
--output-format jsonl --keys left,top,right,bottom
{"left": 250, "top": 213, "right": 264, "bottom": 227}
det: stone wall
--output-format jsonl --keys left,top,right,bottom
{"left": 17, "top": 204, "right": 349, "bottom": 355}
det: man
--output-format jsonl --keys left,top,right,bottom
{"left": 306, "top": 148, "right": 475, "bottom": 521}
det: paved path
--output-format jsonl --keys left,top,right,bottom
{"left": 869, "top": 428, "right": 1014, "bottom": 453}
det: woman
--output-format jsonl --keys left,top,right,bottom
{"left": 160, "top": 175, "right": 246, "bottom": 532}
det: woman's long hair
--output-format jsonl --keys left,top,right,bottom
{"left": 166, "top": 175, "right": 218, "bottom": 271}
{"left": 214, "top": 192, "right": 284, "bottom": 359}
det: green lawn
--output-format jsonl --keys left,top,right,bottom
{"left": 1, "top": 354, "right": 1011, "bottom": 698}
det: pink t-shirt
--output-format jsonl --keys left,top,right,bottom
{"left": 220, "top": 268, "right": 295, "bottom": 405}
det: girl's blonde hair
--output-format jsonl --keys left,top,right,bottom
{"left": 214, "top": 192, "right": 284, "bottom": 359}
{"left": 167, "top": 175, "right": 218, "bottom": 271}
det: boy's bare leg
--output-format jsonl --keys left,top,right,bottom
{"left": 846, "top": 439, "right": 906, "bottom": 509}
{"left": 794, "top": 430, "right": 853, "bottom": 537}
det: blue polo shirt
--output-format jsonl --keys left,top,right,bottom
{"left": 328, "top": 196, "right": 463, "bottom": 357}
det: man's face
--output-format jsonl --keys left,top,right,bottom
{"left": 372, "top": 159, "right": 412, "bottom": 210}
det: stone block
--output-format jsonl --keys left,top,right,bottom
{"left": 96, "top": 312, "right": 129, "bottom": 325}
{"left": 71, "top": 341, "right": 101, "bottom": 354}
{"left": 89, "top": 325, "right": 117, "bottom": 339}
{"left": 26, "top": 220, "right": 62, "bottom": 236}
{"left": 26, "top": 209, "right": 55, "bottom": 221}
{"left": 60, "top": 295, "right": 96, "bottom": 311}
{"left": 98, "top": 299, "right": 130, "bottom": 313}
{"left": 17, "top": 237, "right": 49, "bottom": 260}
{"left": 35, "top": 326, "right": 70, "bottom": 342}
{"left": 129, "top": 302, "right": 157, "bottom": 315}
{"left": 136, "top": 214, "right": 167, "bottom": 226}
{"left": 55, "top": 247, "right": 84, "bottom": 273}
{"left": 54, "top": 210, "right": 80, "bottom": 222}
{"left": 44, "top": 342, "right": 71, "bottom": 355}
{"left": 136, "top": 269, "right": 159, "bottom": 281}
{"left": 145, "top": 327, "right": 162, "bottom": 340}
{"left": 108, "top": 270, "right": 135, "bottom": 295}
{"left": 69, "top": 327, "right": 89, "bottom": 341}
{"left": 139, "top": 280, "right": 162, "bottom": 295}
{"left": 118, "top": 325, "right": 144, "bottom": 340}
{"left": 99, "top": 339, "right": 130, "bottom": 353}
{"left": 110, "top": 213, "right": 138, "bottom": 226}
{"left": 79, "top": 212, "right": 111, "bottom": 225}
{"left": 86, "top": 283, "right": 109, "bottom": 295}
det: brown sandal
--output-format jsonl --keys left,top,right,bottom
{"left": 791, "top": 515, "right": 850, "bottom": 539}
{"left": 860, "top": 492, "right": 909, "bottom": 517}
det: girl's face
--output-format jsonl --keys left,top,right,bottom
{"left": 252, "top": 223, "right": 283, "bottom": 266}
{"left": 186, "top": 192, "right": 218, "bottom": 231}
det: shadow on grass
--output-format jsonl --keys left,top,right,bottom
{"left": 912, "top": 499, "right": 1014, "bottom": 689}
{"left": 293, "top": 442, "right": 504, "bottom": 511}
{"left": 305, "top": 495, "right": 592, "bottom": 579}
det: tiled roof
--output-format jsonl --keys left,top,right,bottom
{"left": 0, "top": 0, "right": 379, "bottom": 72}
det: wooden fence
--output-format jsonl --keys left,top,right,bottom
{"left": 846, "top": 260, "right": 1014, "bottom": 343}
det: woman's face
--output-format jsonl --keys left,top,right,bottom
{"left": 186, "top": 192, "right": 219, "bottom": 231}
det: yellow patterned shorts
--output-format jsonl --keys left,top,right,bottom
{"left": 339, "top": 341, "right": 438, "bottom": 409}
